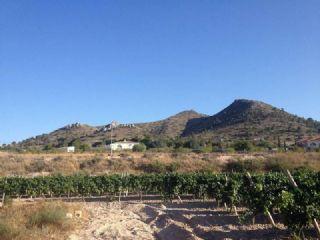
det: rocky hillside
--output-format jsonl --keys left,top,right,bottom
{"left": 16, "top": 99, "right": 320, "bottom": 149}
{"left": 18, "top": 110, "right": 205, "bottom": 148}
{"left": 182, "top": 99, "right": 320, "bottom": 143}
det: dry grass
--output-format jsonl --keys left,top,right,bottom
{"left": 0, "top": 201, "right": 84, "bottom": 240}
{"left": 0, "top": 151, "right": 320, "bottom": 176}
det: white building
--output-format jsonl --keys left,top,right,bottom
{"left": 106, "top": 140, "right": 139, "bottom": 151}
{"left": 58, "top": 146, "right": 75, "bottom": 153}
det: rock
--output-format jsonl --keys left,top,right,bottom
{"left": 160, "top": 204, "right": 167, "bottom": 210}
{"left": 68, "top": 234, "right": 79, "bottom": 240}
{"left": 75, "top": 210, "right": 82, "bottom": 218}
{"left": 66, "top": 213, "right": 73, "bottom": 219}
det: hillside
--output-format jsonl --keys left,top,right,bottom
{"left": 18, "top": 110, "right": 205, "bottom": 148}
{"left": 15, "top": 99, "right": 320, "bottom": 149}
{"left": 182, "top": 99, "right": 320, "bottom": 143}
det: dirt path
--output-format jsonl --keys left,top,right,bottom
{"left": 68, "top": 202, "right": 156, "bottom": 240}
{"left": 68, "top": 201, "right": 290, "bottom": 240}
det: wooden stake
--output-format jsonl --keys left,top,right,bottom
{"left": 312, "top": 219, "right": 320, "bottom": 238}
{"left": 246, "top": 172, "right": 254, "bottom": 186}
{"left": 224, "top": 202, "right": 228, "bottom": 211}
{"left": 233, "top": 205, "right": 238, "bottom": 216}
{"left": 1, "top": 179, "right": 6, "bottom": 208}
{"left": 285, "top": 169, "right": 298, "bottom": 188}
{"left": 266, "top": 210, "right": 277, "bottom": 228}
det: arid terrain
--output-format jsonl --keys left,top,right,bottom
{"left": 67, "top": 201, "right": 290, "bottom": 240}
{"left": 2, "top": 199, "right": 291, "bottom": 240}
{"left": 1, "top": 151, "right": 320, "bottom": 177}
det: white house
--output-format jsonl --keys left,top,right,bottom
{"left": 58, "top": 146, "right": 75, "bottom": 153}
{"left": 106, "top": 140, "right": 139, "bottom": 151}
{"left": 297, "top": 137, "right": 320, "bottom": 150}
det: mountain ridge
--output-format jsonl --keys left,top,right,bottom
{"left": 14, "top": 99, "right": 320, "bottom": 149}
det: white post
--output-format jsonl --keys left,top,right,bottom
{"left": 110, "top": 123, "right": 113, "bottom": 158}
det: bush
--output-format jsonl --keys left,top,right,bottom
{"left": 79, "top": 157, "right": 102, "bottom": 169}
{"left": 166, "top": 162, "right": 181, "bottom": 172}
{"left": 132, "top": 143, "right": 147, "bottom": 152}
{"left": 0, "top": 222, "right": 18, "bottom": 240}
{"left": 225, "top": 147, "right": 235, "bottom": 153}
{"left": 173, "top": 147, "right": 192, "bottom": 153}
{"left": 223, "top": 159, "right": 263, "bottom": 172}
{"left": 138, "top": 161, "right": 166, "bottom": 173}
{"left": 264, "top": 159, "right": 290, "bottom": 172}
{"left": 28, "top": 204, "right": 67, "bottom": 228}
{"left": 233, "top": 141, "right": 253, "bottom": 152}
{"left": 25, "top": 159, "right": 48, "bottom": 172}
{"left": 137, "top": 161, "right": 180, "bottom": 173}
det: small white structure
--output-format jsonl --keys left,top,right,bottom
{"left": 297, "top": 137, "right": 320, "bottom": 150}
{"left": 106, "top": 140, "right": 139, "bottom": 151}
{"left": 59, "top": 146, "right": 75, "bottom": 153}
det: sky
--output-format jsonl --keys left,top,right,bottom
{"left": 1, "top": 0, "right": 320, "bottom": 144}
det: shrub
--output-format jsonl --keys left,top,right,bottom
{"left": 25, "top": 159, "right": 48, "bottom": 172}
{"left": 225, "top": 147, "right": 235, "bottom": 153}
{"left": 137, "top": 161, "right": 180, "bottom": 173}
{"left": 28, "top": 204, "right": 67, "bottom": 228}
{"left": 0, "top": 222, "right": 18, "bottom": 240}
{"left": 264, "top": 158, "right": 289, "bottom": 172}
{"left": 166, "top": 162, "right": 181, "bottom": 172}
{"left": 133, "top": 143, "right": 147, "bottom": 152}
{"left": 173, "top": 147, "right": 192, "bottom": 153}
{"left": 137, "top": 161, "right": 166, "bottom": 173}
{"left": 223, "top": 159, "right": 263, "bottom": 172}
{"left": 79, "top": 157, "right": 102, "bottom": 169}
{"left": 233, "top": 141, "right": 253, "bottom": 152}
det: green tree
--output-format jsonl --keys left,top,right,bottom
{"left": 43, "top": 143, "right": 53, "bottom": 151}
{"left": 233, "top": 141, "right": 253, "bottom": 152}
{"left": 79, "top": 143, "right": 91, "bottom": 152}
{"left": 133, "top": 143, "right": 147, "bottom": 152}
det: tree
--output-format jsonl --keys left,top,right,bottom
{"left": 43, "top": 144, "right": 53, "bottom": 151}
{"left": 233, "top": 141, "right": 253, "bottom": 152}
{"left": 184, "top": 138, "right": 201, "bottom": 150}
{"left": 133, "top": 143, "right": 147, "bottom": 152}
{"left": 79, "top": 143, "right": 91, "bottom": 152}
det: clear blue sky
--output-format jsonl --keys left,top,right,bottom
{"left": 1, "top": 0, "right": 319, "bottom": 144}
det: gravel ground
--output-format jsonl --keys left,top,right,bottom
{"left": 68, "top": 201, "right": 290, "bottom": 240}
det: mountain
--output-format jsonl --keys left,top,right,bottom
{"left": 19, "top": 123, "right": 98, "bottom": 148}
{"left": 182, "top": 99, "right": 320, "bottom": 142}
{"left": 18, "top": 110, "right": 206, "bottom": 148}
{"left": 15, "top": 99, "right": 320, "bottom": 149}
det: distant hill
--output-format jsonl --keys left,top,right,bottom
{"left": 16, "top": 99, "right": 320, "bottom": 149}
{"left": 18, "top": 110, "right": 206, "bottom": 148}
{"left": 182, "top": 99, "right": 320, "bottom": 143}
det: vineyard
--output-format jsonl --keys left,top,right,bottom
{"left": 1, "top": 169, "right": 320, "bottom": 238}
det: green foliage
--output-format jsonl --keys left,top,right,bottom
{"left": 233, "top": 141, "right": 253, "bottom": 152}
{"left": 133, "top": 143, "right": 147, "bottom": 152}
{"left": 43, "top": 143, "right": 54, "bottom": 151}
{"left": 79, "top": 143, "right": 91, "bottom": 152}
